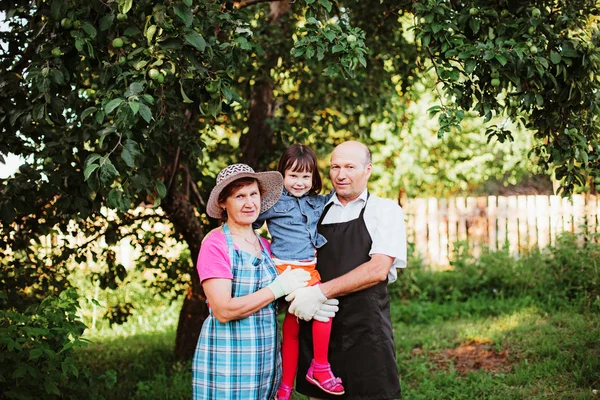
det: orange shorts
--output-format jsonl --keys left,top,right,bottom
{"left": 274, "top": 259, "right": 321, "bottom": 286}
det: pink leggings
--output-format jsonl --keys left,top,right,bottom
{"left": 280, "top": 311, "right": 333, "bottom": 387}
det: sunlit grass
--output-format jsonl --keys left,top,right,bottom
{"left": 74, "top": 235, "right": 600, "bottom": 399}
{"left": 76, "top": 299, "right": 600, "bottom": 400}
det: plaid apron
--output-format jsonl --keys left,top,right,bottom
{"left": 192, "top": 223, "right": 281, "bottom": 399}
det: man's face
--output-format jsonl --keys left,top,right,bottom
{"left": 330, "top": 144, "right": 372, "bottom": 206}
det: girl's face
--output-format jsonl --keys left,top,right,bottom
{"left": 284, "top": 162, "right": 313, "bottom": 197}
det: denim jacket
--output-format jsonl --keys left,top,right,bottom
{"left": 253, "top": 189, "right": 333, "bottom": 261}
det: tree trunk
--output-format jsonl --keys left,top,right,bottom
{"left": 161, "top": 182, "right": 208, "bottom": 360}
{"left": 240, "top": 78, "right": 276, "bottom": 169}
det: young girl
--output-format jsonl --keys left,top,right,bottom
{"left": 254, "top": 144, "right": 344, "bottom": 399}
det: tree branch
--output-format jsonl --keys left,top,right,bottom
{"left": 166, "top": 146, "right": 181, "bottom": 193}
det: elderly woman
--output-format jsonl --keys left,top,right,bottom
{"left": 193, "top": 164, "right": 313, "bottom": 399}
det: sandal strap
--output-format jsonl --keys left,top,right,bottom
{"left": 320, "top": 376, "right": 343, "bottom": 390}
{"left": 310, "top": 360, "right": 333, "bottom": 372}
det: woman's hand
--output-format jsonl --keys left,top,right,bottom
{"left": 266, "top": 266, "right": 310, "bottom": 299}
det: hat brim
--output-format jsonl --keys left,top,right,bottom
{"left": 206, "top": 171, "right": 283, "bottom": 219}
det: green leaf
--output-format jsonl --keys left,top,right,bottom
{"left": 85, "top": 154, "right": 102, "bottom": 168}
{"left": 560, "top": 41, "right": 578, "bottom": 58}
{"left": 319, "top": 0, "right": 332, "bottom": 12}
{"left": 105, "top": 98, "right": 123, "bottom": 114}
{"left": 50, "top": 0, "right": 64, "bottom": 20}
{"left": 156, "top": 180, "right": 167, "bottom": 198}
{"left": 108, "top": 188, "right": 122, "bottom": 209}
{"left": 207, "top": 98, "right": 222, "bottom": 118}
{"left": 469, "top": 18, "right": 480, "bottom": 34}
{"left": 99, "top": 161, "right": 119, "bottom": 184}
{"left": 84, "top": 163, "right": 99, "bottom": 181}
{"left": 138, "top": 103, "right": 152, "bottom": 123}
{"left": 495, "top": 54, "right": 507, "bottom": 66}
{"left": 236, "top": 36, "right": 252, "bottom": 51}
{"left": 183, "top": 0, "right": 193, "bottom": 5}
{"left": 134, "top": 60, "right": 148, "bottom": 70}
{"left": 550, "top": 51, "right": 561, "bottom": 64}
{"left": 465, "top": 59, "right": 476, "bottom": 74}
{"left": 119, "top": 0, "right": 133, "bottom": 14}
{"left": 323, "top": 30, "right": 336, "bottom": 42}
{"left": 124, "top": 139, "right": 141, "bottom": 156}
{"left": 81, "top": 107, "right": 97, "bottom": 120}
{"left": 99, "top": 14, "right": 114, "bottom": 31}
{"left": 332, "top": 44, "right": 345, "bottom": 53}
{"left": 174, "top": 4, "right": 193, "bottom": 27}
{"left": 121, "top": 148, "right": 135, "bottom": 167}
{"left": 535, "top": 94, "right": 543, "bottom": 106}
{"left": 127, "top": 82, "right": 145, "bottom": 96}
{"left": 33, "top": 104, "right": 44, "bottom": 121}
{"left": 180, "top": 84, "right": 193, "bottom": 103}
{"left": 45, "top": 378, "right": 60, "bottom": 395}
{"left": 142, "top": 94, "right": 154, "bottom": 104}
{"left": 129, "top": 101, "right": 140, "bottom": 115}
{"left": 29, "top": 348, "right": 43, "bottom": 360}
{"left": 123, "top": 26, "right": 141, "bottom": 37}
{"left": 95, "top": 110, "right": 105, "bottom": 124}
{"left": 184, "top": 30, "right": 206, "bottom": 52}
{"left": 81, "top": 22, "right": 97, "bottom": 39}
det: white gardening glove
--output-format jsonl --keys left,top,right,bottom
{"left": 266, "top": 266, "right": 310, "bottom": 299}
{"left": 313, "top": 298, "right": 339, "bottom": 322}
{"left": 285, "top": 285, "right": 328, "bottom": 321}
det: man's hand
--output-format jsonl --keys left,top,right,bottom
{"left": 286, "top": 285, "right": 329, "bottom": 321}
{"left": 313, "top": 298, "right": 339, "bottom": 322}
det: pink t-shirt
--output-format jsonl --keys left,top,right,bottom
{"left": 196, "top": 228, "right": 272, "bottom": 283}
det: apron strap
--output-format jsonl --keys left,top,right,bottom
{"left": 222, "top": 223, "right": 236, "bottom": 264}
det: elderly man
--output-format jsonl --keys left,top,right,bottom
{"left": 286, "top": 140, "right": 407, "bottom": 399}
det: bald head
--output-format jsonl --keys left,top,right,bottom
{"left": 331, "top": 141, "right": 371, "bottom": 166}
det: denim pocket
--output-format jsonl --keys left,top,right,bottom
{"left": 273, "top": 199, "right": 295, "bottom": 213}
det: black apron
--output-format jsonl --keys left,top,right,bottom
{"left": 295, "top": 196, "right": 402, "bottom": 399}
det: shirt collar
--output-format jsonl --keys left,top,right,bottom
{"left": 327, "top": 188, "right": 368, "bottom": 207}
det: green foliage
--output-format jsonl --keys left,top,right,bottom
{"left": 412, "top": 0, "right": 600, "bottom": 194}
{"left": 75, "top": 329, "right": 189, "bottom": 399}
{"left": 0, "top": 289, "right": 116, "bottom": 399}
{"left": 370, "top": 74, "right": 541, "bottom": 198}
{"left": 390, "top": 232, "right": 600, "bottom": 314}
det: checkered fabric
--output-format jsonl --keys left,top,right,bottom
{"left": 192, "top": 223, "right": 281, "bottom": 399}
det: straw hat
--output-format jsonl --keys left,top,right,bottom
{"left": 206, "top": 164, "right": 283, "bottom": 219}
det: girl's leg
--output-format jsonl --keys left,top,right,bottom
{"left": 280, "top": 312, "right": 300, "bottom": 388}
{"left": 306, "top": 316, "right": 344, "bottom": 394}
{"left": 311, "top": 317, "right": 333, "bottom": 383}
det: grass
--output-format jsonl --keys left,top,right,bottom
{"left": 76, "top": 297, "right": 600, "bottom": 399}
{"left": 75, "top": 234, "right": 600, "bottom": 399}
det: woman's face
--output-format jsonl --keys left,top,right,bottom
{"left": 221, "top": 181, "right": 261, "bottom": 226}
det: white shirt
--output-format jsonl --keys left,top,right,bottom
{"left": 321, "top": 189, "right": 407, "bottom": 283}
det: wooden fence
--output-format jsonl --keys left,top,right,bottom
{"left": 402, "top": 194, "right": 600, "bottom": 267}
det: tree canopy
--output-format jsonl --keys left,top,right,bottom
{"left": 1, "top": 0, "right": 599, "bottom": 358}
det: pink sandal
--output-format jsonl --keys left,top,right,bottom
{"left": 276, "top": 383, "right": 293, "bottom": 400}
{"left": 305, "top": 359, "right": 345, "bottom": 396}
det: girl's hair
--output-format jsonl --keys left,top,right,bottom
{"left": 277, "top": 144, "right": 322, "bottom": 194}
{"left": 218, "top": 177, "right": 263, "bottom": 219}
